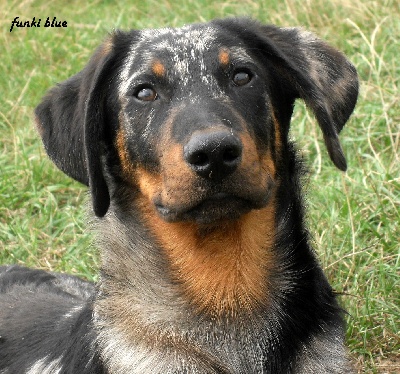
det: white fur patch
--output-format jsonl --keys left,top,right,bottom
{"left": 96, "top": 326, "right": 168, "bottom": 374}
{"left": 26, "top": 356, "right": 62, "bottom": 374}
{"left": 294, "top": 327, "right": 351, "bottom": 373}
{"left": 61, "top": 304, "right": 84, "bottom": 321}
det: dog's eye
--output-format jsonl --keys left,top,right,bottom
{"left": 135, "top": 87, "right": 157, "bottom": 101}
{"left": 232, "top": 71, "right": 252, "bottom": 86}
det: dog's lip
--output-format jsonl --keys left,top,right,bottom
{"left": 200, "top": 192, "right": 232, "bottom": 201}
{"left": 154, "top": 177, "right": 275, "bottom": 224}
{"left": 155, "top": 193, "right": 262, "bottom": 224}
{"left": 155, "top": 192, "right": 240, "bottom": 216}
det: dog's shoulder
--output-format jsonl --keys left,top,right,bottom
{"left": 0, "top": 264, "right": 94, "bottom": 299}
{"left": 0, "top": 266, "right": 102, "bottom": 373}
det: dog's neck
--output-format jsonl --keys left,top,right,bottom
{"left": 93, "top": 194, "right": 285, "bottom": 372}
{"left": 140, "top": 197, "right": 277, "bottom": 315}
{"left": 95, "top": 193, "right": 279, "bottom": 316}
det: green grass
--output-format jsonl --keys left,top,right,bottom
{"left": 0, "top": 0, "right": 398, "bottom": 372}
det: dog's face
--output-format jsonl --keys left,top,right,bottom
{"left": 116, "top": 25, "right": 280, "bottom": 224}
{"left": 35, "top": 18, "right": 358, "bottom": 221}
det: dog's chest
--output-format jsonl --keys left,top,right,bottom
{"left": 95, "top": 310, "right": 272, "bottom": 373}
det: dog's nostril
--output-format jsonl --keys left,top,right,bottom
{"left": 184, "top": 130, "right": 242, "bottom": 180}
{"left": 189, "top": 151, "right": 209, "bottom": 167}
{"left": 223, "top": 147, "right": 241, "bottom": 163}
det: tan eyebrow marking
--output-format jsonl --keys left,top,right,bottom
{"left": 152, "top": 60, "right": 166, "bottom": 77}
{"left": 218, "top": 48, "right": 230, "bottom": 67}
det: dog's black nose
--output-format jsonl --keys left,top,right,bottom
{"left": 184, "top": 130, "right": 242, "bottom": 180}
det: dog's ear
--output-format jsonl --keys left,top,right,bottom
{"left": 35, "top": 34, "right": 122, "bottom": 217}
{"left": 261, "top": 25, "right": 358, "bottom": 171}
{"left": 217, "top": 19, "right": 358, "bottom": 171}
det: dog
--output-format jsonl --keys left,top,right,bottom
{"left": 0, "top": 17, "right": 358, "bottom": 373}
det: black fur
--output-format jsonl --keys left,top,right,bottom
{"left": 1, "top": 18, "right": 358, "bottom": 373}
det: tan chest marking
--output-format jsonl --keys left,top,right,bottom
{"left": 140, "top": 200, "right": 277, "bottom": 316}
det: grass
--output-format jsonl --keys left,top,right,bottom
{"left": 0, "top": 0, "right": 398, "bottom": 372}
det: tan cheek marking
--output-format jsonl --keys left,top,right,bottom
{"left": 152, "top": 60, "right": 166, "bottom": 77}
{"left": 239, "top": 131, "right": 276, "bottom": 183}
{"left": 218, "top": 48, "right": 230, "bottom": 67}
{"left": 140, "top": 198, "right": 277, "bottom": 315}
{"left": 116, "top": 126, "right": 164, "bottom": 199}
{"left": 261, "top": 149, "right": 276, "bottom": 180}
{"left": 115, "top": 127, "right": 137, "bottom": 181}
{"left": 135, "top": 167, "right": 163, "bottom": 203}
{"left": 271, "top": 109, "right": 282, "bottom": 163}
{"left": 134, "top": 144, "right": 194, "bottom": 209}
{"left": 159, "top": 143, "right": 193, "bottom": 205}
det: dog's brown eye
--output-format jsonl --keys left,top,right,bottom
{"left": 136, "top": 87, "right": 157, "bottom": 101}
{"left": 233, "top": 71, "right": 252, "bottom": 86}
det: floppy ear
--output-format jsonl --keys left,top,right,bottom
{"left": 35, "top": 35, "right": 117, "bottom": 217}
{"left": 217, "top": 19, "right": 358, "bottom": 171}
{"left": 261, "top": 25, "right": 359, "bottom": 171}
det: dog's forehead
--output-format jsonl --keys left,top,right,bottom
{"left": 140, "top": 24, "right": 216, "bottom": 52}
{"left": 118, "top": 23, "right": 250, "bottom": 96}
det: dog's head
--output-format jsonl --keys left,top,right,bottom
{"left": 35, "top": 18, "right": 358, "bottom": 221}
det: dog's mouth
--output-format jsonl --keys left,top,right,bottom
{"left": 154, "top": 189, "right": 272, "bottom": 225}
